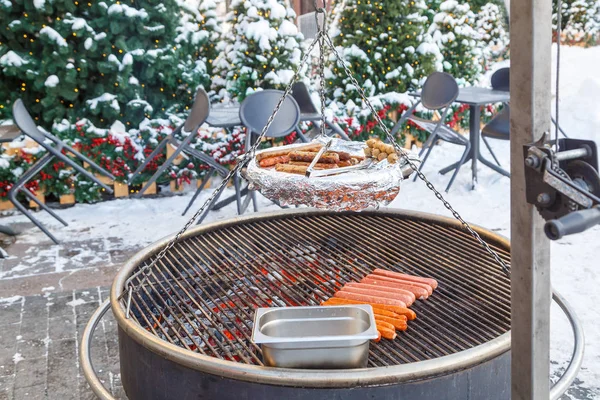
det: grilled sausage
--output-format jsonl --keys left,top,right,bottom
{"left": 364, "top": 274, "right": 433, "bottom": 295}
{"left": 343, "top": 284, "right": 415, "bottom": 306}
{"left": 334, "top": 290, "right": 406, "bottom": 308}
{"left": 275, "top": 163, "right": 339, "bottom": 175}
{"left": 373, "top": 330, "right": 382, "bottom": 342}
{"left": 360, "top": 277, "right": 429, "bottom": 299}
{"left": 375, "top": 315, "right": 408, "bottom": 331}
{"left": 255, "top": 150, "right": 290, "bottom": 162}
{"left": 346, "top": 282, "right": 416, "bottom": 303}
{"left": 289, "top": 151, "right": 340, "bottom": 164}
{"left": 337, "top": 151, "right": 352, "bottom": 161}
{"left": 288, "top": 161, "right": 340, "bottom": 169}
{"left": 321, "top": 297, "right": 417, "bottom": 320}
{"left": 375, "top": 321, "right": 397, "bottom": 339}
{"left": 255, "top": 143, "right": 322, "bottom": 162}
{"left": 259, "top": 155, "right": 290, "bottom": 168}
{"left": 371, "top": 268, "right": 438, "bottom": 289}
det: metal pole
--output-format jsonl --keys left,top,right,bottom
{"left": 510, "top": 0, "right": 552, "bottom": 398}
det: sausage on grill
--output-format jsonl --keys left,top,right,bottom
{"left": 334, "top": 290, "right": 406, "bottom": 308}
{"left": 345, "top": 282, "right": 416, "bottom": 303}
{"left": 360, "top": 277, "right": 430, "bottom": 299}
{"left": 372, "top": 268, "right": 438, "bottom": 289}
{"left": 288, "top": 161, "right": 340, "bottom": 169}
{"left": 375, "top": 321, "right": 397, "bottom": 340}
{"left": 342, "top": 285, "right": 414, "bottom": 307}
{"left": 375, "top": 315, "right": 408, "bottom": 331}
{"left": 259, "top": 155, "right": 290, "bottom": 168}
{"left": 289, "top": 151, "right": 340, "bottom": 164}
{"left": 321, "top": 297, "right": 416, "bottom": 320}
{"left": 364, "top": 274, "right": 433, "bottom": 295}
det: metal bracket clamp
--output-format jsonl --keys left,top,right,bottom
{"left": 523, "top": 133, "right": 600, "bottom": 239}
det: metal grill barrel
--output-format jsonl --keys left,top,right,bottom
{"left": 122, "top": 211, "right": 511, "bottom": 368}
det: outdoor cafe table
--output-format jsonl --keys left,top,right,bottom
{"left": 411, "top": 87, "right": 510, "bottom": 188}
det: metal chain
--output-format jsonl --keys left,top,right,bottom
{"left": 323, "top": 32, "right": 511, "bottom": 278}
{"left": 314, "top": 1, "right": 328, "bottom": 138}
{"left": 555, "top": 0, "right": 562, "bottom": 151}
{"left": 122, "top": 34, "right": 324, "bottom": 312}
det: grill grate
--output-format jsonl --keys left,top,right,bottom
{"left": 124, "top": 212, "right": 511, "bottom": 367}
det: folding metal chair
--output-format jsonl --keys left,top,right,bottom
{"left": 127, "top": 88, "right": 229, "bottom": 219}
{"left": 391, "top": 72, "right": 469, "bottom": 192}
{"left": 291, "top": 82, "right": 350, "bottom": 141}
{"left": 237, "top": 89, "right": 301, "bottom": 214}
{"left": 482, "top": 67, "right": 568, "bottom": 166}
{"left": 11, "top": 99, "right": 117, "bottom": 244}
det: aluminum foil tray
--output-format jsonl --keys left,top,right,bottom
{"left": 243, "top": 138, "right": 419, "bottom": 211}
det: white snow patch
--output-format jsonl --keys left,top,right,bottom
{"left": 0, "top": 295, "right": 22, "bottom": 305}
{"left": 87, "top": 93, "right": 119, "bottom": 111}
{"left": 0, "top": 51, "right": 28, "bottom": 67}
{"left": 279, "top": 20, "right": 298, "bottom": 36}
{"left": 12, "top": 353, "right": 23, "bottom": 364}
{"left": 66, "top": 298, "right": 86, "bottom": 307}
{"left": 245, "top": 20, "right": 277, "bottom": 51}
{"left": 40, "top": 27, "right": 67, "bottom": 47}
{"left": 107, "top": 3, "right": 148, "bottom": 19}
{"left": 33, "top": 0, "right": 45, "bottom": 8}
{"left": 45, "top": 75, "right": 59, "bottom": 87}
{"left": 42, "top": 286, "right": 55, "bottom": 292}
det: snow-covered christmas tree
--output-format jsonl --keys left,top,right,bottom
{"left": 212, "top": 0, "right": 304, "bottom": 102}
{"left": 327, "top": 0, "right": 441, "bottom": 105}
{"left": 554, "top": 0, "right": 600, "bottom": 46}
{"left": 428, "top": 0, "right": 483, "bottom": 84}
{"left": 475, "top": 3, "right": 510, "bottom": 64}
{"left": 198, "top": 0, "right": 223, "bottom": 79}
{"left": 0, "top": 0, "right": 210, "bottom": 127}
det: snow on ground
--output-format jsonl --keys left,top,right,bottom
{"left": 0, "top": 45, "right": 598, "bottom": 395}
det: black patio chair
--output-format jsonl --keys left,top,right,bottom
{"left": 391, "top": 72, "right": 469, "bottom": 192}
{"left": 127, "top": 88, "right": 229, "bottom": 219}
{"left": 291, "top": 82, "right": 350, "bottom": 141}
{"left": 237, "top": 89, "right": 301, "bottom": 214}
{"left": 11, "top": 99, "right": 117, "bottom": 244}
{"left": 482, "top": 67, "right": 568, "bottom": 166}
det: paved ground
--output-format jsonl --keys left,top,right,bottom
{"left": 0, "top": 221, "right": 136, "bottom": 299}
{"left": 0, "top": 288, "right": 123, "bottom": 400}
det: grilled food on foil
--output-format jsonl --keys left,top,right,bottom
{"left": 243, "top": 138, "right": 419, "bottom": 211}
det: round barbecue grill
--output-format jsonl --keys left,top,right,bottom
{"left": 81, "top": 209, "right": 583, "bottom": 400}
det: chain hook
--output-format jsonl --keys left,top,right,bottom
{"left": 313, "top": 0, "right": 327, "bottom": 33}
